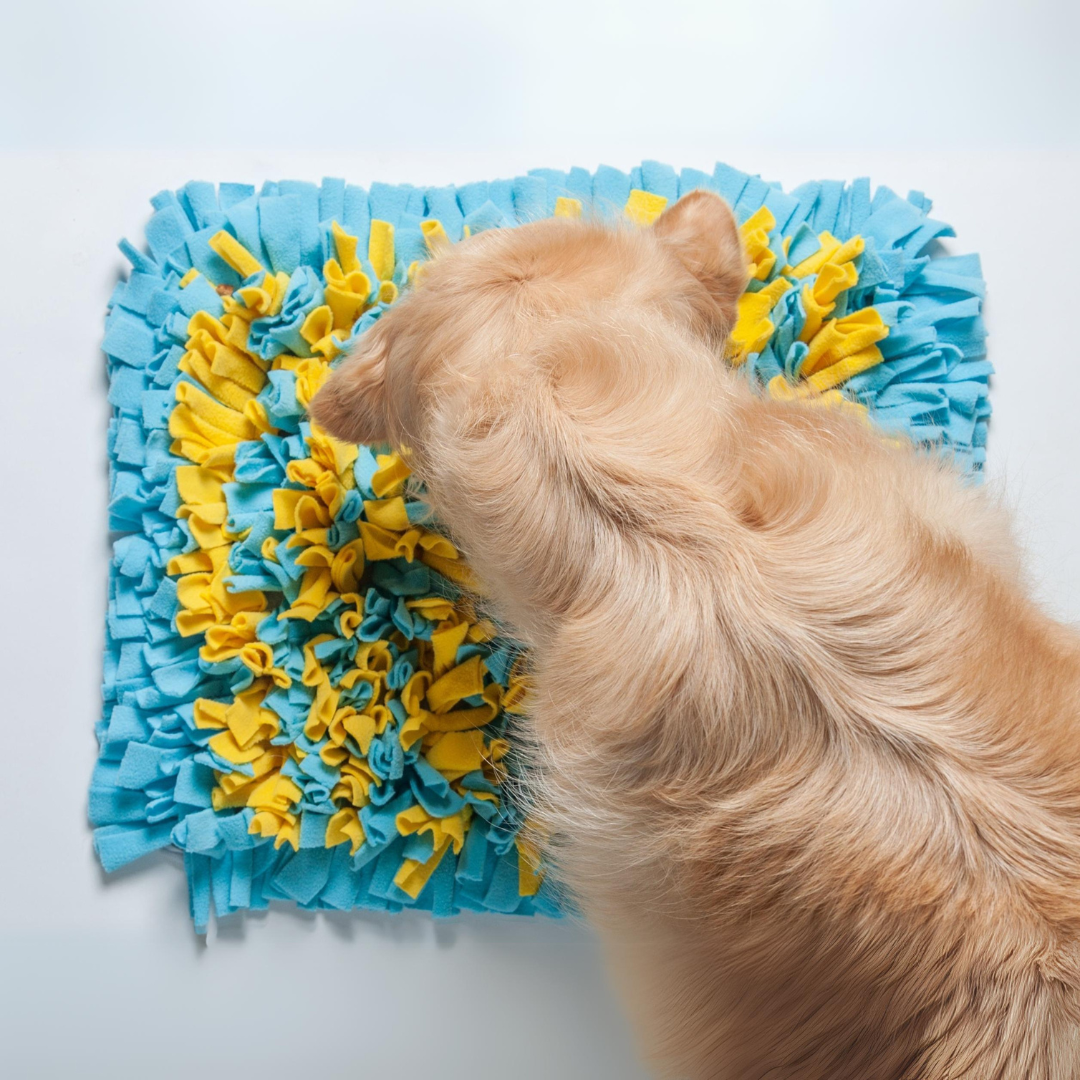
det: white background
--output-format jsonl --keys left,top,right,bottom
{"left": 1, "top": 2, "right": 1078, "bottom": 1077}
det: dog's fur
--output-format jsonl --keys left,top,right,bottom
{"left": 311, "top": 192, "right": 1080, "bottom": 1078}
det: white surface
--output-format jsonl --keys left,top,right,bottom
{"left": 1, "top": 2, "right": 1078, "bottom": 1078}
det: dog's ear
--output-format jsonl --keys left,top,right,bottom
{"left": 653, "top": 190, "right": 746, "bottom": 336}
{"left": 309, "top": 317, "right": 392, "bottom": 445}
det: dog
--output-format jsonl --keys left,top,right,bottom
{"left": 311, "top": 191, "right": 1080, "bottom": 1078}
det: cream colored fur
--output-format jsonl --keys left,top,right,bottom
{"left": 312, "top": 192, "right": 1080, "bottom": 1079}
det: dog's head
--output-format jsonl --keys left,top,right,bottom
{"left": 309, "top": 190, "right": 745, "bottom": 457}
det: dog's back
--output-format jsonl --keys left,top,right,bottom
{"left": 313, "top": 192, "right": 1080, "bottom": 1078}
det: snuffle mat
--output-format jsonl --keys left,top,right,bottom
{"left": 92, "top": 161, "right": 989, "bottom": 930}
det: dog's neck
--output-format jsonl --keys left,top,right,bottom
{"left": 420, "top": 346, "right": 745, "bottom": 650}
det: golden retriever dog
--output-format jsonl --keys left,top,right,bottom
{"left": 311, "top": 191, "right": 1080, "bottom": 1078}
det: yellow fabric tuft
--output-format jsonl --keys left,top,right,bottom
{"left": 326, "top": 807, "right": 365, "bottom": 855}
{"left": 331, "top": 220, "right": 361, "bottom": 274}
{"left": 208, "top": 230, "right": 263, "bottom": 278}
{"left": 624, "top": 188, "right": 668, "bottom": 226}
{"left": 727, "top": 278, "right": 792, "bottom": 366}
{"left": 740, "top": 207, "right": 778, "bottom": 281}
{"left": 393, "top": 806, "right": 471, "bottom": 899}
{"left": 517, "top": 834, "right": 544, "bottom": 897}
{"left": 368, "top": 219, "right": 395, "bottom": 283}
{"left": 554, "top": 196, "right": 583, "bottom": 218}
{"left": 421, "top": 218, "right": 451, "bottom": 253}
{"left": 801, "top": 307, "right": 888, "bottom": 377}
